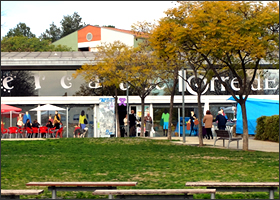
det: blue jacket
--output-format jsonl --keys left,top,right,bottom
{"left": 23, "top": 114, "right": 31, "bottom": 124}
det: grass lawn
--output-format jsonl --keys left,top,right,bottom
{"left": 1, "top": 138, "right": 279, "bottom": 199}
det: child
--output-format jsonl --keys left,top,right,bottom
{"left": 73, "top": 124, "right": 83, "bottom": 138}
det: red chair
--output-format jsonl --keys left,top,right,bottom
{"left": 48, "top": 128, "right": 56, "bottom": 138}
{"left": 39, "top": 126, "right": 48, "bottom": 138}
{"left": 32, "top": 127, "right": 39, "bottom": 138}
{"left": 55, "top": 127, "right": 64, "bottom": 138}
{"left": 17, "top": 128, "right": 25, "bottom": 138}
{"left": 24, "top": 127, "right": 33, "bottom": 138}
{"left": 8, "top": 127, "right": 19, "bottom": 138}
{"left": 1, "top": 128, "right": 9, "bottom": 138}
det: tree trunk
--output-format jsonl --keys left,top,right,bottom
{"left": 114, "top": 89, "right": 121, "bottom": 138}
{"left": 167, "top": 76, "right": 178, "bottom": 140}
{"left": 240, "top": 101, "right": 249, "bottom": 151}
{"left": 197, "top": 92, "right": 204, "bottom": 146}
{"left": 140, "top": 96, "right": 145, "bottom": 137}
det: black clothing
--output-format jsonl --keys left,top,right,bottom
{"left": 129, "top": 113, "right": 136, "bottom": 127}
{"left": 215, "top": 114, "right": 227, "bottom": 130}
{"left": 24, "top": 122, "right": 32, "bottom": 128}
{"left": 189, "top": 114, "right": 196, "bottom": 136}
{"left": 32, "top": 122, "right": 40, "bottom": 128}
{"left": 206, "top": 128, "right": 213, "bottom": 139}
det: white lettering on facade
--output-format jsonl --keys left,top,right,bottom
{"left": 33, "top": 74, "right": 45, "bottom": 90}
{"left": 230, "top": 77, "right": 240, "bottom": 91}
{"left": 2, "top": 76, "right": 14, "bottom": 91}
{"left": 251, "top": 74, "right": 262, "bottom": 91}
{"left": 61, "top": 75, "right": 73, "bottom": 89}
{"left": 264, "top": 77, "right": 279, "bottom": 90}
{"left": 186, "top": 75, "right": 209, "bottom": 95}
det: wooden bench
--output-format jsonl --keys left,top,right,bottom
{"left": 92, "top": 188, "right": 216, "bottom": 199}
{"left": 1, "top": 189, "right": 44, "bottom": 199}
{"left": 26, "top": 181, "right": 137, "bottom": 199}
{"left": 185, "top": 182, "right": 279, "bottom": 199}
{"left": 214, "top": 130, "right": 242, "bottom": 149}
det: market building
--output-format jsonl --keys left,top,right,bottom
{"left": 1, "top": 51, "right": 278, "bottom": 137}
{"left": 1, "top": 26, "right": 279, "bottom": 137}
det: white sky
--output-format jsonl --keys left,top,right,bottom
{"left": 1, "top": 1, "right": 177, "bottom": 38}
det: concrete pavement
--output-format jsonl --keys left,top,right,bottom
{"left": 149, "top": 136, "right": 279, "bottom": 153}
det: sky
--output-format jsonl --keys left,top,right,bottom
{"left": 1, "top": 1, "right": 177, "bottom": 38}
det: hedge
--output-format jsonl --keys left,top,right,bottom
{"left": 255, "top": 115, "right": 279, "bottom": 142}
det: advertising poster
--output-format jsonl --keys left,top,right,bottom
{"left": 98, "top": 98, "right": 115, "bottom": 137}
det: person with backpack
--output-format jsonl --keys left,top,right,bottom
{"left": 79, "top": 110, "right": 88, "bottom": 130}
{"left": 53, "top": 110, "right": 61, "bottom": 129}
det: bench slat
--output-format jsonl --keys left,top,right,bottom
{"left": 185, "top": 182, "right": 279, "bottom": 187}
{"left": 1, "top": 189, "right": 44, "bottom": 195}
{"left": 26, "top": 182, "right": 137, "bottom": 187}
{"left": 92, "top": 189, "right": 216, "bottom": 195}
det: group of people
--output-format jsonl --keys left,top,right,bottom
{"left": 123, "top": 110, "right": 153, "bottom": 137}
{"left": 15, "top": 110, "right": 63, "bottom": 138}
{"left": 203, "top": 108, "right": 228, "bottom": 140}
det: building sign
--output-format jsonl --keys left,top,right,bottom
{"left": 98, "top": 98, "right": 115, "bottom": 137}
{"left": 1, "top": 69, "right": 279, "bottom": 96}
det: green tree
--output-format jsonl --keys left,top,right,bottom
{"left": 40, "top": 22, "right": 62, "bottom": 42}
{"left": 74, "top": 41, "right": 131, "bottom": 137}
{"left": 60, "top": 12, "right": 86, "bottom": 38}
{"left": 121, "top": 42, "right": 163, "bottom": 137}
{"left": 1, "top": 36, "right": 72, "bottom": 52}
{"left": 168, "top": 1, "right": 279, "bottom": 150}
{"left": 5, "top": 22, "right": 36, "bottom": 38}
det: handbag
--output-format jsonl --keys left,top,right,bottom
{"left": 160, "top": 118, "right": 164, "bottom": 126}
{"left": 84, "top": 118, "right": 88, "bottom": 124}
{"left": 194, "top": 119, "right": 199, "bottom": 125}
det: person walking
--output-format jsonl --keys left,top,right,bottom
{"left": 79, "top": 110, "right": 88, "bottom": 131}
{"left": 161, "top": 109, "right": 169, "bottom": 137}
{"left": 129, "top": 110, "right": 137, "bottom": 137}
{"left": 123, "top": 114, "right": 128, "bottom": 137}
{"left": 188, "top": 111, "right": 197, "bottom": 136}
{"left": 144, "top": 113, "right": 153, "bottom": 137}
{"left": 214, "top": 111, "right": 227, "bottom": 130}
{"left": 53, "top": 110, "right": 61, "bottom": 130}
{"left": 203, "top": 110, "right": 213, "bottom": 139}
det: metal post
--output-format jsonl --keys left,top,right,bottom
{"left": 178, "top": 108, "right": 180, "bottom": 137}
{"left": 269, "top": 188, "right": 274, "bottom": 199}
{"left": 66, "top": 107, "right": 69, "bottom": 138}
{"left": 182, "top": 67, "right": 185, "bottom": 143}
{"left": 126, "top": 77, "right": 129, "bottom": 137}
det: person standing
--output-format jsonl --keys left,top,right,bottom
{"left": 215, "top": 111, "right": 227, "bottom": 130}
{"left": 188, "top": 111, "right": 197, "bottom": 136}
{"left": 203, "top": 110, "right": 213, "bottom": 139}
{"left": 129, "top": 110, "right": 137, "bottom": 137}
{"left": 220, "top": 108, "right": 228, "bottom": 120}
{"left": 123, "top": 114, "right": 128, "bottom": 137}
{"left": 23, "top": 111, "right": 31, "bottom": 125}
{"left": 161, "top": 109, "right": 169, "bottom": 137}
{"left": 79, "top": 110, "right": 87, "bottom": 130}
{"left": 144, "top": 113, "right": 153, "bottom": 137}
{"left": 53, "top": 110, "right": 61, "bottom": 129}
{"left": 17, "top": 113, "right": 24, "bottom": 128}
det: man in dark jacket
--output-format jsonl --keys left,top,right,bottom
{"left": 214, "top": 111, "right": 227, "bottom": 130}
{"left": 129, "top": 110, "right": 137, "bottom": 137}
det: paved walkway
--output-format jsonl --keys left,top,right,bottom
{"left": 149, "top": 136, "right": 279, "bottom": 153}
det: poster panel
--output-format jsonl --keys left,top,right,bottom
{"left": 98, "top": 98, "right": 115, "bottom": 137}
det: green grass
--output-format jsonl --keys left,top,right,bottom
{"left": 1, "top": 138, "right": 279, "bottom": 199}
